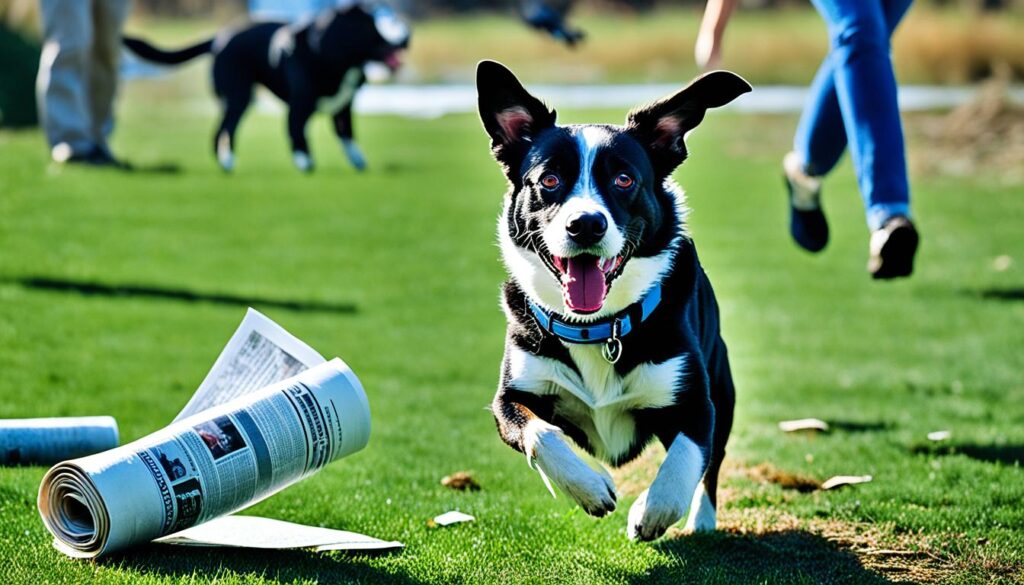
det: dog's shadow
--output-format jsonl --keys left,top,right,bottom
{"left": 105, "top": 531, "right": 890, "bottom": 584}
{"left": 912, "top": 442, "right": 1024, "bottom": 466}
{"left": 639, "top": 530, "right": 895, "bottom": 584}
{"left": 97, "top": 544, "right": 440, "bottom": 585}
{"left": 827, "top": 420, "right": 893, "bottom": 433}
{"left": 125, "top": 161, "right": 183, "bottom": 175}
{"left": 965, "top": 287, "right": 1024, "bottom": 302}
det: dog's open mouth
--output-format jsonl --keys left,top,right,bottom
{"left": 383, "top": 51, "right": 403, "bottom": 71}
{"left": 550, "top": 254, "right": 624, "bottom": 314}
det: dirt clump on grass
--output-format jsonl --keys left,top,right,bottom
{"left": 441, "top": 471, "right": 481, "bottom": 491}
{"left": 742, "top": 461, "right": 822, "bottom": 493}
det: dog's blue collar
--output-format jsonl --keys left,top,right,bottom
{"left": 527, "top": 283, "right": 663, "bottom": 361}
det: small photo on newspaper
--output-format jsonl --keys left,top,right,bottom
{"left": 37, "top": 309, "right": 402, "bottom": 558}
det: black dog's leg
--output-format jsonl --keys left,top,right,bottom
{"left": 212, "top": 86, "right": 252, "bottom": 173}
{"left": 492, "top": 385, "right": 617, "bottom": 517}
{"left": 288, "top": 101, "right": 315, "bottom": 173}
{"left": 282, "top": 57, "right": 319, "bottom": 172}
{"left": 627, "top": 356, "right": 716, "bottom": 541}
{"left": 332, "top": 104, "right": 366, "bottom": 171}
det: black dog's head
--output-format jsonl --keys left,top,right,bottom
{"left": 477, "top": 60, "right": 749, "bottom": 319}
{"left": 313, "top": 2, "right": 411, "bottom": 70}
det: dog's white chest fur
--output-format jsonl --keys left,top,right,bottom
{"left": 509, "top": 346, "right": 683, "bottom": 461}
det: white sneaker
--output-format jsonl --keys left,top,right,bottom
{"left": 783, "top": 151, "right": 822, "bottom": 211}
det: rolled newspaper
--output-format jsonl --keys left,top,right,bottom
{"left": 38, "top": 358, "right": 370, "bottom": 558}
{"left": 0, "top": 417, "right": 119, "bottom": 465}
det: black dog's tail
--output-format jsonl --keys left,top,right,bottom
{"left": 123, "top": 36, "right": 213, "bottom": 65}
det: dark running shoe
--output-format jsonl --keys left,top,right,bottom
{"left": 868, "top": 215, "right": 919, "bottom": 279}
{"left": 783, "top": 151, "right": 829, "bottom": 253}
{"left": 87, "top": 146, "right": 133, "bottom": 170}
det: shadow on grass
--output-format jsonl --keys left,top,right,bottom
{"left": 828, "top": 420, "right": 892, "bottom": 433}
{"left": 124, "top": 161, "right": 183, "bottom": 175}
{"left": 640, "top": 530, "right": 893, "bottom": 584}
{"left": 99, "top": 544, "right": 442, "bottom": 584}
{"left": 968, "top": 287, "right": 1024, "bottom": 302}
{"left": 911, "top": 442, "right": 1024, "bottom": 466}
{"left": 7, "top": 276, "right": 357, "bottom": 314}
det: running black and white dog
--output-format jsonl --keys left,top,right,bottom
{"left": 477, "top": 61, "right": 750, "bottom": 540}
{"left": 124, "top": 3, "right": 410, "bottom": 173}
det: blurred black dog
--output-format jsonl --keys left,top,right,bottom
{"left": 125, "top": 3, "right": 410, "bottom": 173}
{"left": 519, "top": 0, "right": 585, "bottom": 47}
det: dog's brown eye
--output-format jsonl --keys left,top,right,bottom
{"left": 615, "top": 173, "right": 634, "bottom": 189}
{"left": 540, "top": 174, "right": 560, "bottom": 189}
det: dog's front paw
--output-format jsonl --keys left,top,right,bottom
{"left": 216, "top": 133, "right": 234, "bottom": 173}
{"left": 529, "top": 426, "right": 617, "bottom": 517}
{"left": 627, "top": 488, "right": 687, "bottom": 541}
{"left": 341, "top": 139, "right": 367, "bottom": 171}
{"left": 292, "top": 151, "right": 314, "bottom": 173}
{"left": 556, "top": 460, "right": 617, "bottom": 517}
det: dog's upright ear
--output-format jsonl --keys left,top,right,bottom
{"left": 477, "top": 60, "right": 556, "bottom": 176}
{"left": 626, "top": 70, "right": 751, "bottom": 176}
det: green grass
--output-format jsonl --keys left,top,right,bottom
{"left": 1, "top": 75, "right": 1023, "bottom": 584}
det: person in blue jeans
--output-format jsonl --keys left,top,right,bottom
{"left": 696, "top": 0, "right": 920, "bottom": 279}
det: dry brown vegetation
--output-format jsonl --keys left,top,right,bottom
{"left": 894, "top": 11, "right": 1024, "bottom": 85}
{"left": 908, "top": 70, "right": 1024, "bottom": 182}
{"left": 404, "top": 7, "right": 1024, "bottom": 85}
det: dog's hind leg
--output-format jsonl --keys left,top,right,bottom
{"left": 213, "top": 86, "right": 252, "bottom": 173}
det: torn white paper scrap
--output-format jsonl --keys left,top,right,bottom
{"left": 432, "top": 511, "right": 474, "bottom": 526}
{"left": 175, "top": 308, "right": 326, "bottom": 422}
{"left": 158, "top": 516, "right": 403, "bottom": 551}
{"left": 0, "top": 417, "right": 118, "bottom": 465}
{"left": 820, "top": 475, "right": 873, "bottom": 490}
{"left": 927, "top": 430, "right": 951, "bottom": 442}
{"left": 778, "top": 418, "right": 830, "bottom": 433}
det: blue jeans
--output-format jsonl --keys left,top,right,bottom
{"left": 794, "top": 0, "right": 914, "bottom": 230}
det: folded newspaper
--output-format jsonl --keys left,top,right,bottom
{"left": 1, "top": 416, "right": 119, "bottom": 465}
{"left": 38, "top": 309, "right": 402, "bottom": 558}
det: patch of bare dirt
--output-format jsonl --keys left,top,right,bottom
{"left": 706, "top": 510, "right": 957, "bottom": 584}
{"left": 613, "top": 448, "right": 984, "bottom": 583}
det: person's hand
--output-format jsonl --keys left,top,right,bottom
{"left": 695, "top": 0, "right": 735, "bottom": 71}
{"left": 694, "top": 26, "right": 722, "bottom": 71}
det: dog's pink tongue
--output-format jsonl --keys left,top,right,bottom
{"left": 564, "top": 256, "right": 606, "bottom": 313}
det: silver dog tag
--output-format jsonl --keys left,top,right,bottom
{"left": 602, "top": 319, "right": 623, "bottom": 364}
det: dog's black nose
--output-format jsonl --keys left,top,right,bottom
{"left": 566, "top": 212, "right": 608, "bottom": 246}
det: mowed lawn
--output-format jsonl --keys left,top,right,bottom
{"left": 1, "top": 76, "right": 1023, "bottom": 584}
